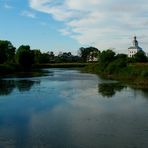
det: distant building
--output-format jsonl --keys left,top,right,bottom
{"left": 128, "top": 36, "right": 144, "bottom": 57}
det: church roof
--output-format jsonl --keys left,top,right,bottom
{"left": 128, "top": 36, "right": 143, "bottom": 51}
{"left": 128, "top": 46, "right": 142, "bottom": 50}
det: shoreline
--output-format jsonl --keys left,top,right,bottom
{"left": 0, "top": 63, "right": 88, "bottom": 78}
{"left": 82, "top": 63, "right": 148, "bottom": 89}
{"left": 1, "top": 63, "right": 148, "bottom": 89}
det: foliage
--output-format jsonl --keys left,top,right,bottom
{"left": 133, "top": 50, "right": 147, "bottom": 62}
{"left": 33, "top": 49, "right": 42, "bottom": 64}
{"left": 0, "top": 40, "right": 15, "bottom": 64}
{"left": 16, "top": 45, "right": 34, "bottom": 70}
{"left": 54, "top": 52, "right": 81, "bottom": 63}
{"left": 79, "top": 47, "right": 100, "bottom": 62}
{"left": 106, "top": 53, "right": 127, "bottom": 74}
{"left": 39, "top": 53, "right": 51, "bottom": 63}
{"left": 99, "top": 49, "right": 116, "bottom": 71}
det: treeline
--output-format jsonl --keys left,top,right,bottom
{"left": 85, "top": 49, "right": 148, "bottom": 88}
{"left": 0, "top": 40, "right": 78, "bottom": 71}
{"left": 99, "top": 49, "right": 148, "bottom": 74}
{"left": 1, "top": 39, "right": 148, "bottom": 86}
{"left": 0, "top": 40, "right": 101, "bottom": 72}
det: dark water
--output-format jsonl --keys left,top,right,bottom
{"left": 0, "top": 69, "right": 148, "bottom": 148}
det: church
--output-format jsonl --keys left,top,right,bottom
{"left": 128, "top": 36, "right": 144, "bottom": 57}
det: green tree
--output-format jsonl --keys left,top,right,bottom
{"left": 33, "top": 49, "right": 42, "bottom": 64}
{"left": 99, "top": 49, "right": 116, "bottom": 70}
{"left": 0, "top": 40, "right": 16, "bottom": 64}
{"left": 79, "top": 47, "right": 100, "bottom": 62}
{"left": 39, "top": 53, "right": 50, "bottom": 63}
{"left": 48, "top": 51, "right": 55, "bottom": 63}
{"left": 16, "top": 45, "right": 34, "bottom": 70}
{"left": 134, "top": 50, "right": 147, "bottom": 62}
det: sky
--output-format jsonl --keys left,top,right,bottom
{"left": 0, "top": 0, "right": 148, "bottom": 54}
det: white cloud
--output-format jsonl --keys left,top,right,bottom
{"left": 21, "top": 10, "right": 37, "bottom": 19}
{"left": 4, "top": 3, "right": 14, "bottom": 9}
{"left": 29, "top": 0, "right": 148, "bottom": 52}
{"left": 40, "top": 22, "right": 48, "bottom": 26}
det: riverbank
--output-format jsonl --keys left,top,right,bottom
{"left": 0, "top": 63, "right": 89, "bottom": 77}
{"left": 83, "top": 63, "right": 148, "bottom": 89}
{"left": 33, "top": 63, "right": 89, "bottom": 68}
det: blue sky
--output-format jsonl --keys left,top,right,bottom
{"left": 0, "top": 0, "right": 148, "bottom": 54}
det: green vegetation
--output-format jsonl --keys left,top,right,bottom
{"left": 1, "top": 39, "right": 148, "bottom": 88}
{"left": 0, "top": 39, "right": 94, "bottom": 76}
{"left": 16, "top": 45, "right": 34, "bottom": 70}
{"left": 79, "top": 47, "right": 100, "bottom": 62}
{"left": 84, "top": 49, "right": 148, "bottom": 88}
{"left": 33, "top": 63, "right": 89, "bottom": 69}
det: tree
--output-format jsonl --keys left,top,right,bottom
{"left": 47, "top": 51, "right": 55, "bottom": 63}
{"left": 16, "top": 45, "right": 34, "bottom": 70}
{"left": 39, "top": 53, "right": 50, "bottom": 63}
{"left": 99, "top": 49, "right": 116, "bottom": 70}
{"left": 57, "top": 52, "right": 73, "bottom": 63}
{"left": 0, "top": 40, "right": 16, "bottom": 64}
{"left": 79, "top": 47, "right": 100, "bottom": 62}
{"left": 134, "top": 50, "right": 147, "bottom": 62}
{"left": 33, "top": 49, "right": 42, "bottom": 64}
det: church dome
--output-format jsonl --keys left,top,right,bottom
{"left": 133, "top": 36, "right": 138, "bottom": 47}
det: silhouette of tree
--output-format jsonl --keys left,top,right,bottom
{"left": 79, "top": 47, "right": 100, "bottom": 62}
{"left": 16, "top": 45, "right": 34, "bottom": 70}
{"left": 134, "top": 50, "right": 147, "bottom": 62}
{"left": 0, "top": 40, "right": 16, "bottom": 64}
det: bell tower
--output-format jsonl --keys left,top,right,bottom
{"left": 133, "top": 36, "right": 138, "bottom": 47}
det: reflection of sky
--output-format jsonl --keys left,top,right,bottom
{"left": 0, "top": 69, "right": 148, "bottom": 148}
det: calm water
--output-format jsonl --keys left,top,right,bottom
{"left": 0, "top": 69, "right": 148, "bottom": 148}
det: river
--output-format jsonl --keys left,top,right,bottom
{"left": 0, "top": 68, "right": 148, "bottom": 148}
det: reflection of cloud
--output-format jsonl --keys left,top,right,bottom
{"left": 1, "top": 69, "right": 148, "bottom": 147}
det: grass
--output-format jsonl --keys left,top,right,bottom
{"left": 0, "top": 63, "right": 90, "bottom": 77}
{"left": 33, "top": 63, "right": 89, "bottom": 68}
{"left": 83, "top": 63, "right": 148, "bottom": 89}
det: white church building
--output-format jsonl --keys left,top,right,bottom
{"left": 128, "top": 36, "right": 144, "bottom": 57}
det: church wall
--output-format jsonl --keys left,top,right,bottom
{"left": 128, "top": 49, "right": 138, "bottom": 57}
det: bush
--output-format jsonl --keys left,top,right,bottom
{"left": 141, "top": 70, "right": 148, "bottom": 78}
{"left": 106, "top": 59, "right": 127, "bottom": 74}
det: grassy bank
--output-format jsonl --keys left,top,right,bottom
{"left": 83, "top": 63, "right": 148, "bottom": 89}
{"left": 0, "top": 63, "right": 89, "bottom": 77}
{"left": 33, "top": 63, "right": 89, "bottom": 68}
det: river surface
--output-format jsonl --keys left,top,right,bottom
{"left": 0, "top": 68, "right": 148, "bottom": 148}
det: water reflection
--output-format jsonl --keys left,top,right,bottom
{"left": 0, "top": 80, "right": 15, "bottom": 95}
{"left": 0, "top": 69, "right": 148, "bottom": 148}
{"left": 16, "top": 80, "right": 37, "bottom": 92}
{"left": 131, "top": 87, "right": 148, "bottom": 99}
{"left": 0, "top": 80, "right": 40, "bottom": 95}
{"left": 98, "top": 82, "right": 125, "bottom": 98}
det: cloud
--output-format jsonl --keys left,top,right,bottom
{"left": 29, "top": 0, "right": 148, "bottom": 52}
{"left": 40, "top": 22, "right": 48, "bottom": 26}
{"left": 21, "top": 10, "right": 37, "bottom": 19}
{"left": 4, "top": 3, "right": 14, "bottom": 9}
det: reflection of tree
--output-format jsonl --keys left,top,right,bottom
{"left": 98, "top": 83, "right": 125, "bottom": 98}
{"left": 16, "top": 80, "right": 35, "bottom": 92}
{"left": 0, "top": 80, "right": 40, "bottom": 96}
{"left": 0, "top": 80, "right": 15, "bottom": 95}
{"left": 133, "top": 88, "right": 148, "bottom": 99}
